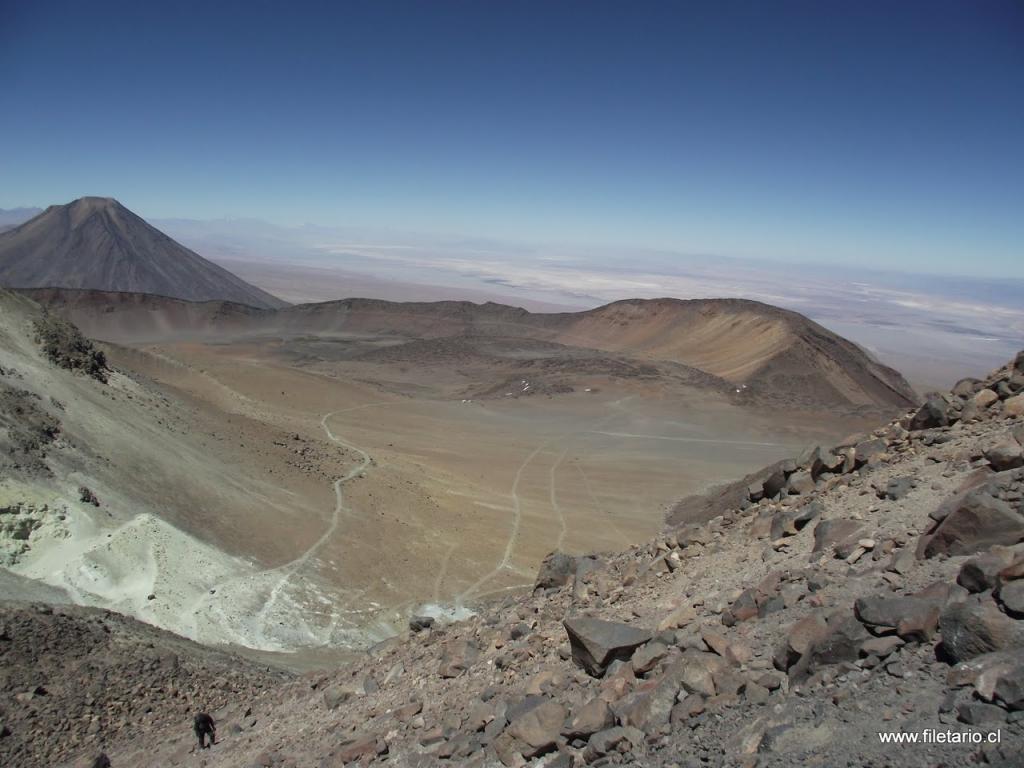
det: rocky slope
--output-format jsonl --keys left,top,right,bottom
{"left": 0, "top": 601, "right": 289, "bottom": 768}
{"left": 0, "top": 286, "right": 364, "bottom": 652}
{"left": 0, "top": 198, "right": 286, "bottom": 309}
{"left": 5, "top": 351, "right": 1020, "bottom": 768}
{"left": 22, "top": 291, "right": 916, "bottom": 409}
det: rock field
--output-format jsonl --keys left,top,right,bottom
{"left": 4, "top": 352, "right": 1024, "bottom": 768}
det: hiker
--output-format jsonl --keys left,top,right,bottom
{"left": 193, "top": 712, "right": 216, "bottom": 749}
{"left": 91, "top": 753, "right": 111, "bottom": 768}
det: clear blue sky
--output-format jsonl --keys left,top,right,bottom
{"left": 2, "top": 1, "right": 1022, "bottom": 277}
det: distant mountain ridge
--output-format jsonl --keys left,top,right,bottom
{"left": 23, "top": 289, "right": 918, "bottom": 409}
{"left": 0, "top": 207, "right": 43, "bottom": 232}
{"left": 0, "top": 198, "right": 287, "bottom": 309}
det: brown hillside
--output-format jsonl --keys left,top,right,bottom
{"left": 24, "top": 290, "right": 917, "bottom": 409}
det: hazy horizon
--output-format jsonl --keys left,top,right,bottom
{"left": 2, "top": 198, "right": 1022, "bottom": 390}
{"left": 3, "top": 1, "right": 1023, "bottom": 278}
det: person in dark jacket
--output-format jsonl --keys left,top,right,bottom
{"left": 91, "top": 753, "right": 111, "bottom": 768}
{"left": 193, "top": 712, "right": 216, "bottom": 749}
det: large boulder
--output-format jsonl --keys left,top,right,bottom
{"left": 612, "top": 669, "right": 683, "bottom": 732}
{"left": 994, "top": 662, "right": 1024, "bottom": 711}
{"left": 812, "top": 519, "right": 865, "bottom": 558}
{"left": 438, "top": 638, "right": 479, "bottom": 678}
{"left": 939, "top": 596, "right": 1024, "bottom": 663}
{"left": 797, "top": 445, "right": 842, "bottom": 478}
{"left": 921, "top": 491, "right": 1024, "bottom": 558}
{"left": 958, "top": 547, "right": 1022, "bottom": 593}
{"left": 854, "top": 438, "right": 888, "bottom": 466}
{"left": 910, "top": 397, "right": 951, "bottom": 430}
{"left": 722, "top": 587, "right": 759, "bottom": 625}
{"left": 786, "top": 471, "right": 815, "bottom": 495}
{"left": 953, "top": 378, "right": 984, "bottom": 398}
{"left": 563, "top": 618, "right": 652, "bottom": 677}
{"left": 534, "top": 551, "right": 578, "bottom": 591}
{"left": 762, "top": 469, "right": 788, "bottom": 500}
{"left": 561, "top": 698, "right": 614, "bottom": 740}
{"left": 985, "top": 438, "right": 1023, "bottom": 472}
{"left": 506, "top": 699, "right": 566, "bottom": 758}
{"left": 854, "top": 595, "right": 940, "bottom": 641}
{"left": 770, "top": 501, "right": 823, "bottom": 541}
{"left": 1005, "top": 394, "right": 1024, "bottom": 418}
{"left": 774, "top": 613, "right": 829, "bottom": 672}
{"left": 974, "top": 389, "right": 999, "bottom": 409}
{"left": 999, "top": 580, "right": 1024, "bottom": 617}
{"left": 787, "top": 614, "right": 868, "bottom": 681}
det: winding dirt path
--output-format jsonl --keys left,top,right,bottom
{"left": 251, "top": 409, "right": 373, "bottom": 638}
{"left": 432, "top": 543, "right": 457, "bottom": 604}
{"left": 456, "top": 437, "right": 553, "bottom": 603}
{"left": 550, "top": 446, "right": 569, "bottom": 552}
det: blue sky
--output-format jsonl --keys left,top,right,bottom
{"left": 1, "top": 1, "right": 1022, "bottom": 277}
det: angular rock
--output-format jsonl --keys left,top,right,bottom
{"left": 656, "top": 603, "right": 696, "bottom": 632}
{"left": 854, "top": 596, "right": 941, "bottom": 641}
{"left": 786, "top": 471, "right": 815, "bottom": 496}
{"left": 922, "top": 491, "right": 1024, "bottom": 558}
{"left": 762, "top": 469, "right": 788, "bottom": 500}
{"left": 638, "top": 554, "right": 672, "bottom": 581}
{"left": 630, "top": 641, "right": 670, "bottom": 676}
{"left": 774, "top": 613, "right": 829, "bottom": 671}
{"left": 994, "top": 661, "right": 1024, "bottom": 711}
{"left": 506, "top": 699, "right": 565, "bottom": 758}
{"left": 958, "top": 702, "right": 1007, "bottom": 726}
{"left": 534, "top": 552, "right": 577, "bottom": 590}
{"left": 808, "top": 615, "right": 870, "bottom": 667}
{"left": 334, "top": 735, "right": 386, "bottom": 765}
{"left": 953, "top": 378, "right": 983, "bottom": 398}
{"left": 797, "top": 445, "right": 827, "bottom": 476}
{"left": 860, "top": 635, "right": 904, "bottom": 658}
{"left": 438, "top": 638, "right": 479, "bottom": 678}
{"left": 584, "top": 726, "right": 644, "bottom": 763}
{"left": 958, "top": 548, "right": 1019, "bottom": 593}
{"left": 788, "top": 615, "right": 869, "bottom": 681}
{"left": 722, "top": 587, "right": 759, "bottom": 625}
{"left": 973, "top": 389, "right": 999, "bottom": 408}
{"left": 676, "top": 651, "right": 725, "bottom": 696}
{"left": 391, "top": 700, "right": 423, "bottom": 723}
{"left": 985, "top": 438, "right": 1024, "bottom": 472}
{"left": 910, "top": 397, "right": 950, "bottom": 431}
{"left": 812, "top": 519, "right": 864, "bottom": 558}
{"left": 563, "top": 618, "right": 652, "bottom": 677}
{"left": 998, "top": 580, "right": 1024, "bottom": 617}
{"left": 948, "top": 650, "right": 1021, "bottom": 694}
{"left": 770, "top": 501, "right": 823, "bottom": 541}
{"left": 854, "top": 437, "right": 888, "bottom": 465}
{"left": 960, "top": 399, "right": 981, "bottom": 422}
{"left": 1005, "top": 393, "right": 1024, "bottom": 417}
{"left": 612, "top": 674, "right": 680, "bottom": 732}
{"left": 747, "top": 481, "right": 765, "bottom": 503}
{"left": 561, "top": 698, "right": 613, "bottom": 739}
{"left": 940, "top": 596, "right": 1024, "bottom": 663}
